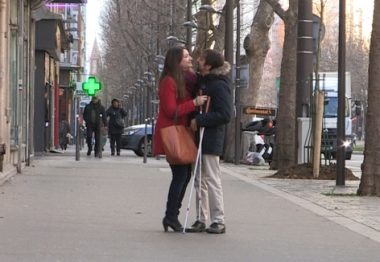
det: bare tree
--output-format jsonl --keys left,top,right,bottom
{"left": 317, "top": 1, "right": 369, "bottom": 142}
{"left": 241, "top": 1, "right": 274, "bottom": 124}
{"left": 191, "top": 0, "right": 214, "bottom": 58}
{"left": 263, "top": 0, "right": 298, "bottom": 170}
{"left": 313, "top": 0, "right": 327, "bottom": 85}
{"left": 99, "top": 0, "right": 188, "bottom": 104}
{"left": 358, "top": 1, "right": 380, "bottom": 196}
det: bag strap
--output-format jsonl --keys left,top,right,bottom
{"left": 173, "top": 108, "right": 178, "bottom": 124}
{"left": 173, "top": 91, "right": 179, "bottom": 124}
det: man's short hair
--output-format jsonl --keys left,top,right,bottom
{"left": 201, "top": 49, "right": 225, "bottom": 70}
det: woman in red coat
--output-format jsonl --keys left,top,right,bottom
{"left": 154, "top": 46, "right": 207, "bottom": 232}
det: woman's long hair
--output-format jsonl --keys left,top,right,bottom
{"left": 160, "top": 46, "right": 187, "bottom": 99}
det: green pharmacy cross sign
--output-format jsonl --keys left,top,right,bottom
{"left": 82, "top": 76, "right": 102, "bottom": 96}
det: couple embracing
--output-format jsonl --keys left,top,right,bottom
{"left": 153, "top": 46, "right": 232, "bottom": 234}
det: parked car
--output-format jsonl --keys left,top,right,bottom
{"left": 121, "top": 124, "right": 153, "bottom": 156}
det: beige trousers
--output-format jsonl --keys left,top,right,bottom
{"left": 194, "top": 154, "right": 225, "bottom": 224}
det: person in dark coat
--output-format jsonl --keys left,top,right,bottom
{"left": 83, "top": 96, "right": 107, "bottom": 157}
{"left": 59, "top": 119, "right": 71, "bottom": 151}
{"left": 106, "top": 98, "right": 127, "bottom": 156}
{"left": 187, "top": 49, "right": 232, "bottom": 234}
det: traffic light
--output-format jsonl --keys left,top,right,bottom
{"left": 82, "top": 76, "right": 102, "bottom": 96}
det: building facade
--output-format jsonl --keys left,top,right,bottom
{"left": 0, "top": 0, "right": 46, "bottom": 183}
{"left": 0, "top": 0, "right": 86, "bottom": 185}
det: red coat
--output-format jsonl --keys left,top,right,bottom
{"left": 153, "top": 75, "right": 196, "bottom": 156}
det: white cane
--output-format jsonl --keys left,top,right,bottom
{"left": 183, "top": 127, "right": 204, "bottom": 233}
{"left": 183, "top": 97, "right": 210, "bottom": 233}
{"left": 197, "top": 136, "right": 202, "bottom": 222}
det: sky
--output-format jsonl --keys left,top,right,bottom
{"left": 350, "top": 0, "right": 374, "bottom": 39}
{"left": 85, "top": 0, "right": 106, "bottom": 73}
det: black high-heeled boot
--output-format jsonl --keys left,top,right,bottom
{"left": 162, "top": 217, "right": 183, "bottom": 232}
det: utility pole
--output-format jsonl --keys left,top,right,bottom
{"left": 296, "top": 0, "right": 313, "bottom": 118}
{"left": 186, "top": 0, "right": 192, "bottom": 51}
{"left": 296, "top": 0, "right": 313, "bottom": 163}
{"left": 223, "top": 0, "right": 234, "bottom": 161}
{"left": 224, "top": 0, "right": 233, "bottom": 64}
{"left": 336, "top": 0, "right": 346, "bottom": 186}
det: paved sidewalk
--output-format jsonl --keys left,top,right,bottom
{"left": 222, "top": 162, "right": 380, "bottom": 242}
{"left": 0, "top": 147, "right": 379, "bottom": 261}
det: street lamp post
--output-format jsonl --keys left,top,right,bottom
{"left": 186, "top": 0, "right": 192, "bottom": 51}
{"left": 144, "top": 72, "right": 154, "bottom": 118}
{"left": 138, "top": 78, "right": 146, "bottom": 123}
{"left": 127, "top": 92, "right": 134, "bottom": 126}
{"left": 224, "top": 0, "right": 234, "bottom": 65}
{"left": 234, "top": 0, "right": 241, "bottom": 165}
{"left": 133, "top": 83, "right": 141, "bottom": 123}
{"left": 143, "top": 71, "right": 154, "bottom": 164}
{"left": 136, "top": 79, "right": 145, "bottom": 123}
{"left": 130, "top": 86, "right": 138, "bottom": 125}
{"left": 336, "top": 0, "right": 346, "bottom": 186}
{"left": 125, "top": 93, "right": 130, "bottom": 126}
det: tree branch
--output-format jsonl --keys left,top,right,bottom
{"left": 264, "top": 0, "right": 285, "bottom": 20}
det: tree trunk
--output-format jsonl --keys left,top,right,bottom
{"left": 358, "top": 1, "right": 380, "bottom": 196}
{"left": 240, "top": 1, "right": 274, "bottom": 124}
{"left": 268, "top": 0, "right": 298, "bottom": 170}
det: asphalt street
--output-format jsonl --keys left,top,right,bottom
{"left": 0, "top": 148, "right": 379, "bottom": 262}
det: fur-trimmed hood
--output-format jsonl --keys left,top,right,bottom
{"left": 209, "top": 61, "right": 231, "bottom": 76}
{"left": 201, "top": 61, "right": 231, "bottom": 88}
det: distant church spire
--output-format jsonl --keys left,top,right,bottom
{"left": 90, "top": 38, "right": 101, "bottom": 75}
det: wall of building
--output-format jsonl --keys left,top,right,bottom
{"left": 0, "top": 0, "right": 45, "bottom": 183}
{"left": 0, "top": 0, "right": 85, "bottom": 184}
{"left": 0, "top": 0, "right": 11, "bottom": 179}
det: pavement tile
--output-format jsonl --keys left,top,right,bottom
{"left": 221, "top": 162, "right": 380, "bottom": 233}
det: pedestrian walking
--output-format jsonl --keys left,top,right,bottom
{"left": 153, "top": 46, "right": 207, "bottom": 232}
{"left": 186, "top": 49, "right": 232, "bottom": 234}
{"left": 83, "top": 96, "right": 107, "bottom": 157}
{"left": 59, "top": 118, "right": 71, "bottom": 151}
{"left": 106, "top": 98, "right": 127, "bottom": 156}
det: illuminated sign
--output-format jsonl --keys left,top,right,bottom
{"left": 82, "top": 76, "right": 102, "bottom": 96}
